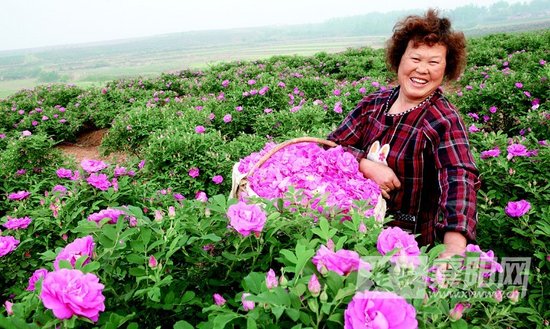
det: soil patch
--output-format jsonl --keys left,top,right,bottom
{"left": 57, "top": 129, "right": 127, "bottom": 164}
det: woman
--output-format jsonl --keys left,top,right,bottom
{"left": 327, "top": 9, "right": 479, "bottom": 257}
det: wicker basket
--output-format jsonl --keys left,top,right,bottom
{"left": 229, "top": 137, "right": 386, "bottom": 220}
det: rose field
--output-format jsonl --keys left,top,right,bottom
{"left": 0, "top": 29, "right": 548, "bottom": 328}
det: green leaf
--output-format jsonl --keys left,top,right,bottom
{"left": 140, "top": 227, "right": 152, "bottom": 246}
{"left": 295, "top": 242, "right": 315, "bottom": 275}
{"left": 126, "top": 253, "right": 145, "bottom": 264}
{"left": 246, "top": 317, "right": 257, "bottom": 329}
{"left": 451, "top": 319, "right": 468, "bottom": 329}
{"left": 327, "top": 312, "right": 343, "bottom": 325}
{"left": 102, "top": 224, "right": 119, "bottom": 242}
{"left": 81, "top": 261, "right": 101, "bottom": 273}
{"left": 280, "top": 249, "right": 298, "bottom": 265}
{"left": 201, "top": 233, "right": 222, "bottom": 242}
{"left": 173, "top": 320, "right": 194, "bottom": 329}
{"left": 285, "top": 308, "right": 300, "bottom": 321}
{"left": 213, "top": 313, "right": 239, "bottom": 329}
{"left": 180, "top": 291, "right": 196, "bottom": 304}
{"left": 129, "top": 267, "right": 146, "bottom": 277}
{"left": 242, "top": 272, "right": 266, "bottom": 294}
{"left": 271, "top": 305, "right": 285, "bottom": 320}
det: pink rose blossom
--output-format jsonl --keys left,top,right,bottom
{"left": 4, "top": 301, "right": 13, "bottom": 315}
{"left": 312, "top": 245, "right": 371, "bottom": 276}
{"left": 149, "top": 255, "right": 158, "bottom": 268}
{"left": 449, "top": 302, "right": 469, "bottom": 321}
{"left": 88, "top": 208, "right": 126, "bottom": 224}
{"left": 213, "top": 293, "right": 226, "bottom": 306}
{"left": 27, "top": 268, "right": 49, "bottom": 291}
{"left": 53, "top": 235, "right": 95, "bottom": 270}
{"left": 195, "top": 125, "right": 205, "bottom": 134}
{"left": 333, "top": 101, "right": 343, "bottom": 113}
{"left": 241, "top": 293, "right": 255, "bottom": 311}
{"left": 481, "top": 147, "right": 500, "bottom": 159}
{"left": 52, "top": 185, "right": 67, "bottom": 194}
{"left": 504, "top": 199, "right": 531, "bottom": 217}
{"left": 40, "top": 269, "right": 105, "bottom": 322}
{"left": 464, "top": 244, "right": 503, "bottom": 278}
{"left": 507, "top": 143, "right": 529, "bottom": 160}
{"left": 223, "top": 114, "right": 232, "bottom": 123}
{"left": 87, "top": 173, "right": 112, "bottom": 190}
{"left": 80, "top": 159, "right": 108, "bottom": 173}
{"left": 2, "top": 216, "right": 32, "bottom": 230}
{"left": 308, "top": 274, "right": 321, "bottom": 297}
{"left": 22, "top": 130, "right": 32, "bottom": 136}
{"left": 0, "top": 236, "right": 20, "bottom": 257}
{"left": 188, "top": 167, "right": 200, "bottom": 178}
{"left": 344, "top": 290, "right": 417, "bottom": 329}
{"left": 195, "top": 191, "right": 208, "bottom": 202}
{"left": 227, "top": 201, "right": 267, "bottom": 237}
{"left": 377, "top": 227, "right": 420, "bottom": 267}
{"left": 8, "top": 190, "right": 31, "bottom": 201}
{"left": 56, "top": 168, "right": 73, "bottom": 178}
{"left": 468, "top": 124, "right": 480, "bottom": 133}
{"left": 212, "top": 175, "right": 223, "bottom": 184}
{"left": 265, "top": 269, "right": 278, "bottom": 289}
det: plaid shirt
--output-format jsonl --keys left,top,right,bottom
{"left": 328, "top": 87, "right": 479, "bottom": 246}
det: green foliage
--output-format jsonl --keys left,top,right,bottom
{"left": 0, "top": 29, "right": 549, "bottom": 328}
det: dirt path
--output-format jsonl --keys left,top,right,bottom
{"left": 57, "top": 129, "right": 127, "bottom": 164}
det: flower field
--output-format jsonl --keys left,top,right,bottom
{"left": 0, "top": 30, "right": 548, "bottom": 328}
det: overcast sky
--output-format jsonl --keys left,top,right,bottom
{"left": 0, "top": 0, "right": 523, "bottom": 51}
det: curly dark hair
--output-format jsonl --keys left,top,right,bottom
{"left": 386, "top": 9, "right": 467, "bottom": 81}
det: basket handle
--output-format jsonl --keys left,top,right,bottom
{"left": 246, "top": 137, "right": 338, "bottom": 177}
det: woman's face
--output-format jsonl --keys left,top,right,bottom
{"left": 397, "top": 40, "right": 447, "bottom": 103}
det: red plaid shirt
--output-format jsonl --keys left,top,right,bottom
{"left": 328, "top": 87, "right": 479, "bottom": 246}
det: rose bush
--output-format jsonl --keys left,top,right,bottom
{"left": 0, "top": 29, "right": 547, "bottom": 328}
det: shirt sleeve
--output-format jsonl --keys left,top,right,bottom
{"left": 326, "top": 98, "right": 374, "bottom": 160}
{"left": 426, "top": 105, "right": 480, "bottom": 243}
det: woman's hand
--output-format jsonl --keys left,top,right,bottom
{"left": 440, "top": 231, "right": 467, "bottom": 259}
{"left": 359, "top": 158, "right": 401, "bottom": 199}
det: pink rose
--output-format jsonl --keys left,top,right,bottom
{"left": 344, "top": 290, "right": 417, "bottom": 329}
{"left": 227, "top": 201, "right": 267, "bottom": 237}
{"left": 212, "top": 175, "right": 223, "bottom": 184}
{"left": 40, "top": 269, "right": 105, "bottom": 322}
{"left": 480, "top": 147, "right": 500, "bottom": 159}
{"left": 56, "top": 168, "right": 73, "bottom": 178}
{"left": 188, "top": 167, "right": 200, "bottom": 178}
{"left": 504, "top": 199, "right": 531, "bottom": 217}
{"left": 213, "top": 293, "right": 226, "bottom": 306}
{"left": 54, "top": 235, "right": 95, "bottom": 270}
{"left": 3, "top": 216, "right": 32, "bottom": 230}
{"left": 241, "top": 293, "right": 255, "bottom": 311}
{"left": 377, "top": 227, "right": 420, "bottom": 267}
{"left": 312, "top": 245, "right": 371, "bottom": 276}
{"left": 87, "top": 208, "right": 126, "bottom": 224}
{"left": 8, "top": 190, "right": 31, "bottom": 201}
{"left": 308, "top": 274, "right": 321, "bottom": 297}
{"left": 506, "top": 143, "right": 529, "bottom": 160}
{"left": 265, "top": 269, "right": 278, "bottom": 289}
{"left": 27, "top": 268, "right": 49, "bottom": 291}
{"left": 0, "top": 236, "right": 20, "bottom": 257}
{"left": 80, "top": 159, "right": 108, "bottom": 173}
{"left": 195, "top": 125, "right": 205, "bottom": 134}
{"left": 87, "top": 173, "right": 112, "bottom": 190}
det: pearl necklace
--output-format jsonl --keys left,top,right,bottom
{"left": 384, "top": 89, "right": 437, "bottom": 117}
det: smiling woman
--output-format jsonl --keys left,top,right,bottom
{"left": 328, "top": 9, "right": 479, "bottom": 257}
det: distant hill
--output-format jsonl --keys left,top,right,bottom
{"left": 0, "top": 0, "right": 548, "bottom": 97}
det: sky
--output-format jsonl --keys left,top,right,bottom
{"left": 0, "top": 0, "right": 524, "bottom": 52}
